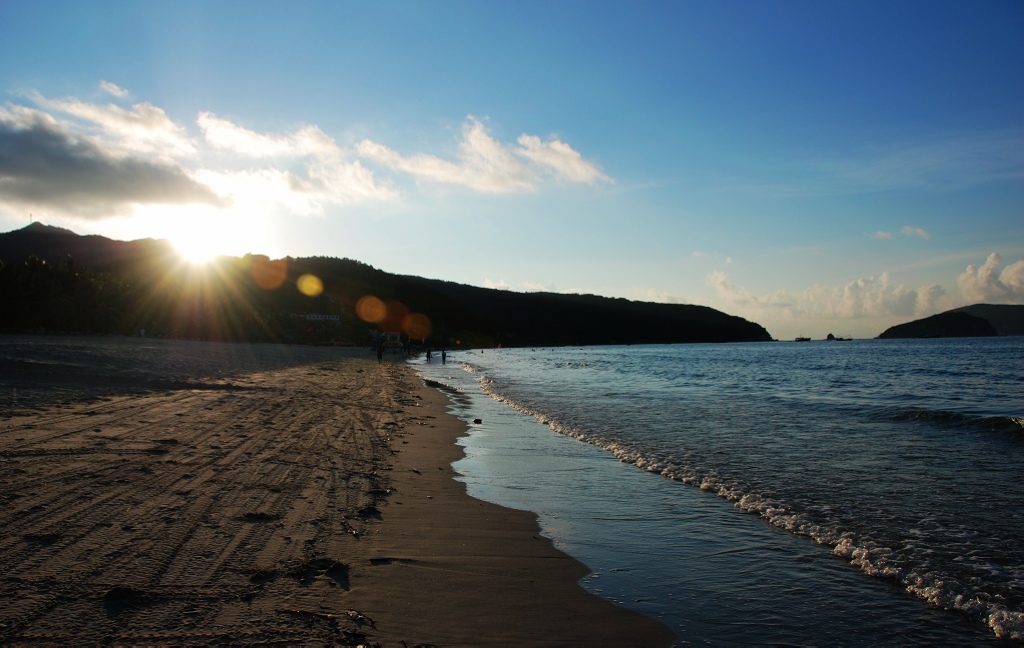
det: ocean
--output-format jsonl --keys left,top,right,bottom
{"left": 411, "top": 338, "right": 1024, "bottom": 645}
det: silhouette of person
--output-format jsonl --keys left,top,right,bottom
{"left": 426, "top": 349, "right": 432, "bottom": 362}
{"left": 441, "top": 349, "right": 447, "bottom": 364}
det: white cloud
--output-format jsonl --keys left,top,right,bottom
{"left": 901, "top": 225, "right": 930, "bottom": 240}
{"left": 303, "top": 159, "right": 396, "bottom": 203}
{"left": 358, "top": 118, "right": 533, "bottom": 192}
{"left": 916, "top": 283, "right": 948, "bottom": 313}
{"left": 198, "top": 112, "right": 341, "bottom": 160}
{"left": 714, "top": 252, "right": 1024, "bottom": 330}
{"left": 484, "top": 278, "right": 512, "bottom": 290}
{"left": 825, "top": 274, "right": 920, "bottom": 318}
{"left": 32, "top": 91, "right": 194, "bottom": 158}
{"left": 645, "top": 288, "right": 681, "bottom": 304}
{"left": 515, "top": 133, "right": 609, "bottom": 184}
{"left": 99, "top": 81, "right": 128, "bottom": 98}
{"left": 873, "top": 230, "right": 893, "bottom": 239}
{"left": 196, "top": 113, "right": 394, "bottom": 206}
{"left": 708, "top": 271, "right": 793, "bottom": 310}
{"left": 357, "top": 117, "right": 609, "bottom": 193}
{"left": 0, "top": 89, "right": 398, "bottom": 221}
{"left": 0, "top": 87, "right": 607, "bottom": 228}
{"left": 523, "top": 281, "right": 556, "bottom": 292}
{"left": 707, "top": 252, "right": 1024, "bottom": 339}
{"left": 193, "top": 159, "right": 396, "bottom": 217}
{"left": 0, "top": 105, "right": 222, "bottom": 217}
{"left": 707, "top": 269, "right": 953, "bottom": 339}
{"left": 958, "top": 253, "right": 1024, "bottom": 303}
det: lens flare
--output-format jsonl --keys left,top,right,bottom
{"left": 297, "top": 274, "right": 324, "bottom": 297}
{"left": 382, "top": 301, "right": 409, "bottom": 333}
{"left": 356, "top": 295, "right": 387, "bottom": 323}
{"left": 402, "top": 312, "right": 432, "bottom": 340}
{"left": 250, "top": 257, "right": 288, "bottom": 290}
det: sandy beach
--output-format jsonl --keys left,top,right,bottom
{"left": 0, "top": 339, "right": 674, "bottom": 646}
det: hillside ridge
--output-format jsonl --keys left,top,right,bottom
{"left": 0, "top": 223, "right": 772, "bottom": 346}
{"left": 877, "top": 305, "right": 1024, "bottom": 339}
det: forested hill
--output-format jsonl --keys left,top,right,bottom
{"left": 0, "top": 223, "right": 772, "bottom": 347}
{"left": 398, "top": 276, "right": 769, "bottom": 346}
{"left": 876, "top": 311, "right": 997, "bottom": 339}
{"left": 950, "top": 304, "right": 1024, "bottom": 336}
{"left": 876, "top": 304, "right": 1024, "bottom": 339}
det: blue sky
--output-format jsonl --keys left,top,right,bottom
{"left": 1, "top": 0, "right": 1022, "bottom": 339}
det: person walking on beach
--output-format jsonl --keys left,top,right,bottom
{"left": 441, "top": 349, "right": 447, "bottom": 364}
{"left": 376, "top": 344, "right": 383, "bottom": 364}
{"left": 426, "top": 349, "right": 432, "bottom": 362}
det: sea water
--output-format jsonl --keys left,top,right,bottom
{"left": 411, "top": 338, "right": 1024, "bottom": 645}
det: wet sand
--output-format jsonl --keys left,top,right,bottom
{"left": 0, "top": 339, "right": 674, "bottom": 645}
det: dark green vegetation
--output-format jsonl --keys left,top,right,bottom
{"left": 0, "top": 223, "right": 772, "bottom": 347}
{"left": 949, "top": 304, "right": 1024, "bottom": 336}
{"left": 876, "top": 308, "right": 1018, "bottom": 339}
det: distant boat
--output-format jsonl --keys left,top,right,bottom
{"left": 794, "top": 336, "right": 811, "bottom": 342}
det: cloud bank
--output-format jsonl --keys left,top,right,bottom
{"left": 709, "top": 269, "right": 947, "bottom": 321}
{"left": 708, "top": 252, "right": 1024, "bottom": 337}
{"left": 0, "top": 87, "right": 609, "bottom": 222}
{"left": 357, "top": 117, "right": 609, "bottom": 193}
{"left": 0, "top": 106, "right": 222, "bottom": 217}
{"left": 958, "top": 253, "right": 1024, "bottom": 303}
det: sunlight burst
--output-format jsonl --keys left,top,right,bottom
{"left": 119, "top": 205, "right": 273, "bottom": 265}
{"left": 171, "top": 233, "right": 221, "bottom": 264}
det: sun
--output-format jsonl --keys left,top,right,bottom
{"left": 119, "top": 204, "right": 275, "bottom": 266}
{"left": 171, "top": 233, "right": 222, "bottom": 264}
{"left": 158, "top": 207, "right": 264, "bottom": 264}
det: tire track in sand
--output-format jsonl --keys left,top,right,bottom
{"left": 1, "top": 356, "right": 415, "bottom": 644}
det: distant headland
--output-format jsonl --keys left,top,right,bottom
{"left": 876, "top": 304, "right": 1023, "bottom": 339}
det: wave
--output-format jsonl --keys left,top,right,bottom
{"left": 471, "top": 370, "right": 1024, "bottom": 641}
{"left": 881, "top": 406, "right": 1024, "bottom": 435}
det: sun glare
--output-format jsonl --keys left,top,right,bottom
{"left": 172, "top": 234, "right": 221, "bottom": 264}
{"left": 103, "top": 203, "right": 280, "bottom": 269}
{"left": 131, "top": 205, "right": 273, "bottom": 265}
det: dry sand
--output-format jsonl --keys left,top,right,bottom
{"left": 0, "top": 346, "right": 674, "bottom": 646}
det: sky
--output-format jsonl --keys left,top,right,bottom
{"left": 0, "top": 0, "right": 1022, "bottom": 340}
